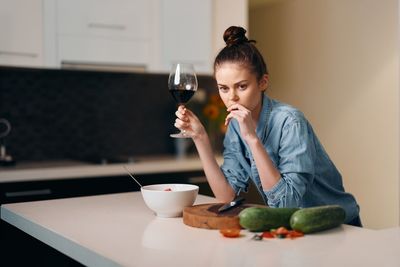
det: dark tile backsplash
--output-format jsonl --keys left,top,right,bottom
{"left": 0, "top": 66, "right": 217, "bottom": 162}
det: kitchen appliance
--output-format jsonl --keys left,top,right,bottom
{"left": 0, "top": 118, "right": 15, "bottom": 166}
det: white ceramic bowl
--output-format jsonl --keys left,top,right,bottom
{"left": 141, "top": 184, "right": 199, "bottom": 218}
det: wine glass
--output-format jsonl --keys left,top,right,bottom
{"left": 168, "top": 63, "right": 198, "bottom": 138}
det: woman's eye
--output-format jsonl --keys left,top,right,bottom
{"left": 239, "top": 84, "right": 247, "bottom": 90}
{"left": 219, "top": 87, "right": 229, "bottom": 93}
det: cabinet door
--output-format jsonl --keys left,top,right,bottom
{"left": 57, "top": 0, "right": 151, "bottom": 41}
{"left": 0, "top": 0, "right": 43, "bottom": 67}
{"left": 56, "top": 0, "right": 153, "bottom": 68}
{"left": 160, "top": 0, "right": 213, "bottom": 74}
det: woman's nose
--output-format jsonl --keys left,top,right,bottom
{"left": 229, "top": 91, "right": 239, "bottom": 101}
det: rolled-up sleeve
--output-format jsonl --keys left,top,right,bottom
{"left": 263, "top": 117, "right": 316, "bottom": 208}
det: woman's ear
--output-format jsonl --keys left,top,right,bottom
{"left": 259, "top": 74, "right": 269, "bottom": 92}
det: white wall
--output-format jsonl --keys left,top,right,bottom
{"left": 250, "top": 0, "right": 399, "bottom": 229}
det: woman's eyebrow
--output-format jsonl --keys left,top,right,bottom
{"left": 235, "top": 80, "right": 248, "bottom": 85}
{"left": 233, "top": 80, "right": 249, "bottom": 87}
{"left": 217, "top": 80, "right": 248, "bottom": 87}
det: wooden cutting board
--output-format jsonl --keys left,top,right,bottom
{"left": 183, "top": 203, "right": 263, "bottom": 230}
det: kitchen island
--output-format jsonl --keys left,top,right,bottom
{"left": 1, "top": 192, "right": 399, "bottom": 266}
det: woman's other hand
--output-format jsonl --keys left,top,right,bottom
{"left": 175, "top": 105, "right": 207, "bottom": 140}
{"left": 226, "top": 103, "right": 257, "bottom": 142}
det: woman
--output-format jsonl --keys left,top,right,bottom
{"left": 174, "top": 26, "right": 361, "bottom": 226}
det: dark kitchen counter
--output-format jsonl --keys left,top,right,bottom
{"left": 0, "top": 155, "right": 223, "bottom": 183}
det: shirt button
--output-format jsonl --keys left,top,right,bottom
{"left": 270, "top": 194, "right": 275, "bottom": 200}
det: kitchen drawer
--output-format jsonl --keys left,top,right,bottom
{"left": 57, "top": 0, "right": 152, "bottom": 41}
{"left": 0, "top": 171, "right": 211, "bottom": 204}
{"left": 58, "top": 35, "right": 149, "bottom": 66}
{"left": 0, "top": 177, "right": 135, "bottom": 204}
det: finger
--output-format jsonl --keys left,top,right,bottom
{"left": 227, "top": 103, "right": 246, "bottom": 112}
{"left": 229, "top": 108, "right": 252, "bottom": 121}
{"left": 175, "top": 123, "right": 190, "bottom": 133}
{"left": 182, "top": 107, "right": 193, "bottom": 117}
{"left": 226, "top": 110, "right": 249, "bottom": 126}
{"left": 177, "top": 105, "right": 186, "bottom": 114}
{"left": 175, "top": 110, "right": 189, "bottom": 121}
{"left": 181, "top": 107, "right": 198, "bottom": 121}
{"left": 225, "top": 116, "right": 231, "bottom": 126}
{"left": 175, "top": 116, "right": 190, "bottom": 127}
{"left": 175, "top": 121, "right": 195, "bottom": 137}
{"left": 225, "top": 113, "right": 236, "bottom": 126}
{"left": 228, "top": 109, "right": 246, "bottom": 119}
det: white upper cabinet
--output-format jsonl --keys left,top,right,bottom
{"left": 0, "top": 0, "right": 247, "bottom": 72}
{"left": 55, "top": 0, "right": 154, "bottom": 69}
{"left": 0, "top": 0, "right": 44, "bottom": 67}
{"left": 155, "top": 0, "right": 213, "bottom": 74}
{"left": 153, "top": 0, "right": 248, "bottom": 74}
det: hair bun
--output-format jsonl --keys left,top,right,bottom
{"left": 223, "top": 26, "right": 250, "bottom": 47}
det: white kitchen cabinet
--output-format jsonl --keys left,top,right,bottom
{"left": 155, "top": 0, "right": 213, "bottom": 74}
{"left": 0, "top": 0, "right": 44, "bottom": 67}
{"left": 55, "top": 0, "right": 215, "bottom": 74}
{"left": 0, "top": 0, "right": 247, "bottom": 72}
{"left": 151, "top": 0, "right": 248, "bottom": 74}
{"left": 55, "top": 0, "right": 155, "bottom": 70}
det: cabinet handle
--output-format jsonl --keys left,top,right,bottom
{"left": 0, "top": 51, "right": 38, "bottom": 58}
{"left": 87, "top": 23, "right": 126, "bottom": 31}
{"left": 5, "top": 189, "right": 52, "bottom": 198}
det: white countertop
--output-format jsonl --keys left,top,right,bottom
{"left": 0, "top": 155, "right": 223, "bottom": 183}
{"left": 1, "top": 192, "right": 399, "bottom": 267}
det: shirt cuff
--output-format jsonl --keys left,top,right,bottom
{"left": 227, "top": 180, "right": 247, "bottom": 195}
{"left": 263, "top": 177, "right": 285, "bottom": 206}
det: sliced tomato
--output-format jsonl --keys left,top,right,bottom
{"left": 219, "top": 228, "right": 241, "bottom": 238}
{"left": 261, "top": 231, "right": 275, "bottom": 238}
{"left": 262, "top": 227, "right": 304, "bottom": 240}
{"left": 275, "top": 227, "right": 289, "bottom": 235}
{"left": 287, "top": 230, "right": 304, "bottom": 239}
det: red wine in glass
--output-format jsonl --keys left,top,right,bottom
{"left": 168, "top": 63, "right": 198, "bottom": 138}
{"left": 169, "top": 90, "right": 195, "bottom": 104}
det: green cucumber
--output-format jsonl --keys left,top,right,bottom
{"left": 239, "top": 207, "right": 299, "bottom": 232}
{"left": 290, "top": 205, "right": 346, "bottom": 234}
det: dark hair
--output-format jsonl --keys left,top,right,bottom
{"left": 214, "top": 26, "right": 268, "bottom": 80}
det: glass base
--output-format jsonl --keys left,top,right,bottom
{"left": 170, "top": 132, "right": 190, "bottom": 138}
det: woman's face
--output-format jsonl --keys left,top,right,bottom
{"left": 215, "top": 62, "right": 268, "bottom": 118}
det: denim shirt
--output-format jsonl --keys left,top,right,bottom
{"left": 220, "top": 94, "right": 360, "bottom": 223}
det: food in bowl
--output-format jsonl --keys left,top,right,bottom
{"left": 141, "top": 184, "right": 199, "bottom": 218}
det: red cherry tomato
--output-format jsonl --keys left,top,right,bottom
{"left": 262, "top": 231, "right": 275, "bottom": 238}
{"left": 275, "top": 227, "right": 289, "bottom": 235}
{"left": 260, "top": 227, "right": 304, "bottom": 240}
{"left": 219, "top": 228, "right": 241, "bottom": 238}
{"left": 287, "top": 230, "right": 304, "bottom": 239}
